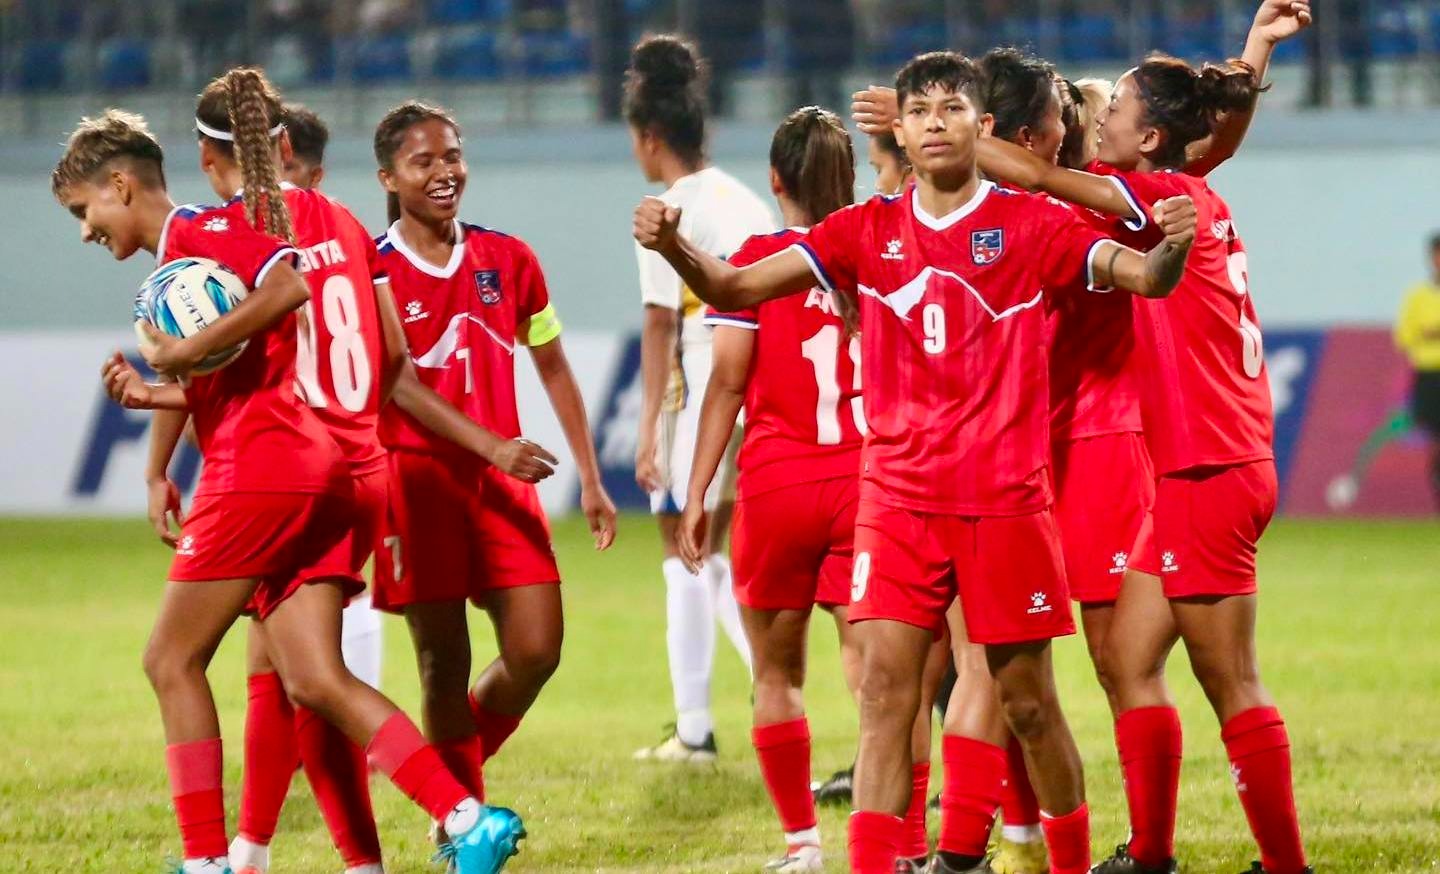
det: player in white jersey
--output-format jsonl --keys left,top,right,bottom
{"left": 625, "top": 35, "right": 776, "bottom": 760}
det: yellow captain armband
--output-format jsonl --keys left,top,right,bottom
{"left": 521, "top": 302, "right": 563, "bottom": 347}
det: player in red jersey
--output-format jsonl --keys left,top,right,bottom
{"left": 64, "top": 97, "right": 520, "bottom": 874}
{"left": 970, "top": 5, "right": 1314, "bottom": 872}
{"left": 675, "top": 106, "right": 866, "bottom": 871}
{"left": 637, "top": 51, "right": 1197, "bottom": 874}
{"left": 368, "top": 100, "right": 617, "bottom": 818}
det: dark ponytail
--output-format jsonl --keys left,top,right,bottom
{"left": 1132, "top": 53, "right": 1264, "bottom": 167}
{"left": 623, "top": 34, "right": 708, "bottom": 168}
{"left": 373, "top": 100, "right": 462, "bottom": 226}
{"left": 196, "top": 67, "right": 294, "bottom": 243}
{"left": 769, "top": 106, "right": 855, "bottom": 226}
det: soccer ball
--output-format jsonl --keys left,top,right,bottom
{"left": 134, "top": 257, "right": 249, "bottom": 375}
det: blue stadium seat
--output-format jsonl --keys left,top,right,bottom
{"left": 1369, "top": 6, "right": 1419, "bottom": 59}
{"left": 1154, "top": 12, "right": 1226, "bottom": 61}
{"left": 353, "top": 33, "right": 413, "bottom": 83}
{"left": 1061, "top": 13, "right": 1123, "bottom": 62}
{"left": 431, "top": 0, "right": 510, "bottom": 25}
{"left": 518, "top": 30, "right": 589, "bottom": 77}
{"left": 434, "top": 29, "right": 502, "bottom": 80}
{"left": 873, "top": 20, "right": 946, "bottom": 66}
{"left": 99, "top": 38, "right": 151, "bottom": 91}
{"left": 19, "top": 40, "right": 66, "bottom": 92}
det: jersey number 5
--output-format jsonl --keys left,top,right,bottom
{"left": 800, "top": 324, "right": 866, "bottom": 445}
{"left": 297, "top": 275, "right": 375, "bottom": 412}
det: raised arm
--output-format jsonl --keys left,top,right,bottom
{"left": 1186, "top": 0, "right": 1312, "bottom": 177}
{"left": 140, "top": 260, "right": 311, "bottom": 379}
{"left": 633, "top": 197, "right": 818, "bottom": 311}
{"left": 677, "top": 325, "right": 753, "bottom": 572}
{"left": 1089, "top": 197, "right": 1197, "bottom": 299}
{"left": 977, "top": 136, "right": 1144, "bottom": 222}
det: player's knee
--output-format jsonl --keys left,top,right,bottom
{"left": 141, "top": 639, "right": 201, "bottom": 693}
{"left": 414, "top": 644, "right": 471, "bottom": 698}
{"left": 506, "top": 638, "right": 561, "bottom": 688}
{"left": 857, "top": 662, "right": 919, "bottom": 727}
{"left": 998, "top": 687, "right": 1056, "bottom": 741}
{"left": 280, "top": 663, "right": 349, "bottom": 715}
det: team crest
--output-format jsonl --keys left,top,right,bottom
{"left": 474, "top": 270, "right": 502, "bottom": 305}
{"left": 971, "top": 229, "right": 1003, "bottom": 265}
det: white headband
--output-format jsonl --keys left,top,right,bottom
{"left": 195, "top": 118, "right": 285, "bottom": 142}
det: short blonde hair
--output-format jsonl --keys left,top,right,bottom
{"left": 51, "top": 109, "right": 166, "bottom": 199}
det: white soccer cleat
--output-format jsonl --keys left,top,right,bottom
{"left": 632, "top": 727, "right": 718, "bottom": 763}
{"left": 764, "top": 844, "right": 823, "bottom": 871}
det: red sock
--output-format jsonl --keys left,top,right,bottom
{"left": 900, "top": 761, "right": 930, "bottom": 859}
{"left": 752, "top": 719, "right": 816, "bottom": 835}
{"left": 848, "top": 810, "right": 903, "bottom": 874}
{"left": 1001, "top": 733, "right": 1040, "bottom": 827}
{"left": 1115, "top": 706, "right": 1183, "bottom": 867}
{"left": 296, "top": 707, "right": 382, "bottom": 867}
{"left": 1040, "top": 803, "right": 1091, "bottom": 874}
{"left": 165, "top": 738, "right": 228, "bottom": 859}
{"left": 939, "top": 735, "right": 1005, "bottom": 856}
{"left": 237, "top": 672, "right": 297, "bottom": 846}
{"left": 366, "top": 712, "right": 470, "bottom": 821}
{"left": 1222, "top": 707, "right": 1307, "bottom": 874}
{"left": 469, "top": 692, "right": 523, "bottom": 762}
{"left": 436, "top": 734, "right": 487, "bottom": 803}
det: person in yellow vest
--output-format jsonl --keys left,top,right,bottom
{"left": 1395, "top": 232, "right": 1440, "bottom": 509}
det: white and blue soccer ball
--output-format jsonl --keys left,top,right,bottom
{"left": 133, "top": 257, "right": 249, "bottom": 375}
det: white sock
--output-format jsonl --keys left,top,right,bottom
{"left": 345, "top": 864, "right": 385, "bottom": 874}
{"left": 228, "top": 836, "right": 267, "bottom": 871}
{"left": 182, "top": 857, "right": 231, "bottom": 874}
{"left": 341, "top": 594, "right": 384, "bottom": 690}
{"left": 663, "top": 557, "right": 715, "bottom": 745}
{"left": 785, "top": 826, "right": 821, "bottom": 849}
{"left": 706, "top": 553, "right": 753, "bottom": 673}
{"left": 1001, "top": 823, "right": 1044, "bottom": 843}
{"left": 443, "top": 797, "right": 481, "bottom": 837}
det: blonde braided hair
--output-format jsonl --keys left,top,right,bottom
{"left": 196, "top": 67, "right": 295, "bottom": 244}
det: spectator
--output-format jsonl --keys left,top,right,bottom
{"left": 1394, "top": 233, "right": 1440, "bottom": 509}
{"left": 1305, "top": 0, "right": 1372, "bottom": 107}
{"left": 781, "top": 0, "right": 855, "bottom": 113}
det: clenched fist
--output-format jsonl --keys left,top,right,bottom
{"left": 633, "top": 196, "right": 682, "bottom": 252}
{"left": 1152, "top": 196, "right": 1197, "bottom": 249}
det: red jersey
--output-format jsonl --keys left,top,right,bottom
{"left": 156, "top": 204, "right": 341, "bottom": 496}
{"left": 707, "top": 228, "right": 864, "bottom": 498}
{"left": 1085, "top": 165, "right": 1274, "bottom": 475}
{"left": 796, "top": 181, "right": 1109, "bottom": 515}
{"left": 220, "top": 186, "right": 389, "bottom": 477}
{"left": 376, "top": 220, "right": 561, "bottom": 460}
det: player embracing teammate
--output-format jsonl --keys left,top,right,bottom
{"left": 638, "top": 50, "right": 1198, "bottom": 874}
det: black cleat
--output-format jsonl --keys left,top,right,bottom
{"left": 810, "top": 766, "right": 853, "bottom": 805}
{"left": 1239, "top": 864, "right": 1314, "bottom": 874}
{"left": 1090, "top": 845, "right": 1178, "bottom": 874}
{"left": 895, "top": 856, "right": 928, "bottom": 873}
{"left": 927, "top": 853, "right": 995, "bottom": 874}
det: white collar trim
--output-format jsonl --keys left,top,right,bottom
{"left": 910, "top": 180, "right": 994, "bottom": 232}
{"left": 385, "top": 219, "right": 466, "bottom": 279}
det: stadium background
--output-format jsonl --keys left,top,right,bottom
{"left": 1, "top": 4, "right": 1438, "bottom": 873}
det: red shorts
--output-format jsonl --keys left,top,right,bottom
{"left": 732, "top": 476, "right": 857, "bottom": 611}
{"left": 1053, "top": 432, "right": 1155, "bottom": 603}
{"left": 850, "top": 493, "right": 1075, "bottom": 644}
{"left": 1130, "top": 459, "right": 1278, "bottom": 598}
{"left": 169, "top": 489, "right": 363, "bottom": 620}
{"left": 372, "top": 451, "right": 560, "bottom": 613}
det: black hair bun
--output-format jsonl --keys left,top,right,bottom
{"left": 631, "top": 35, "right": 704, "bottom": 91}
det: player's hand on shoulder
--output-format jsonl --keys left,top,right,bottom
{"left": 494, "top": 437, "right": 558, "bottom": 484}
{"left": 138, "top": 323, "right": 201, "bottom": 381}
{"left": 852, "top": 86, "right": 899, "bottom": 135}
{"left": 1253, "top": 0, "right": 1312, "bottom": 44}
{"left": 677, "top": 503, "right": 708, "bottom": 575}
{"left": 1153, "top": 196, "right": 1197, "bottom": 248}
{"left": 146, "top": 477, "right": 184, "bottom": 547}
{"left": 633, "top": 196, "right": 681, "bottom": 251}
{"left": 101, "top": 351, "right": 154, "bottom": 409}
{"left": 582, "top": 482, "right": 618, "bottom": 551}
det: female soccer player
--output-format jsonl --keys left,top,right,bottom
{"left": 965, "top": 4, "right": 1314, "bottom": 872}
{"left": 369, "top": 99, "right": 616, "bottom": 818}
{"left": 638, "top": 50, "right": 1198, "bottom": 874}
{"left": 624, "top": 34, "right": 774, "bottom": 761}
{"left": 59, "top": 101, "right": 520, "bottom": 874}
{"left": 866, "top": 130, "right": 911, "bottom": 196}
{"left": 676, "top": 105, "right": 862, "bottom": 871}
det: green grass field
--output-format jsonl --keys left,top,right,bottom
{"left": 1, "top": 515, "right": 1437, "bottom": 873}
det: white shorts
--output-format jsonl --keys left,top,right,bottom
{"left": 649, "top": 343, "right": 741, "bottom": 514}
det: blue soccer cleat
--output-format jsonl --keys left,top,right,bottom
{"left": 435, "top": 805, "right": 527, "bottom": 874}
